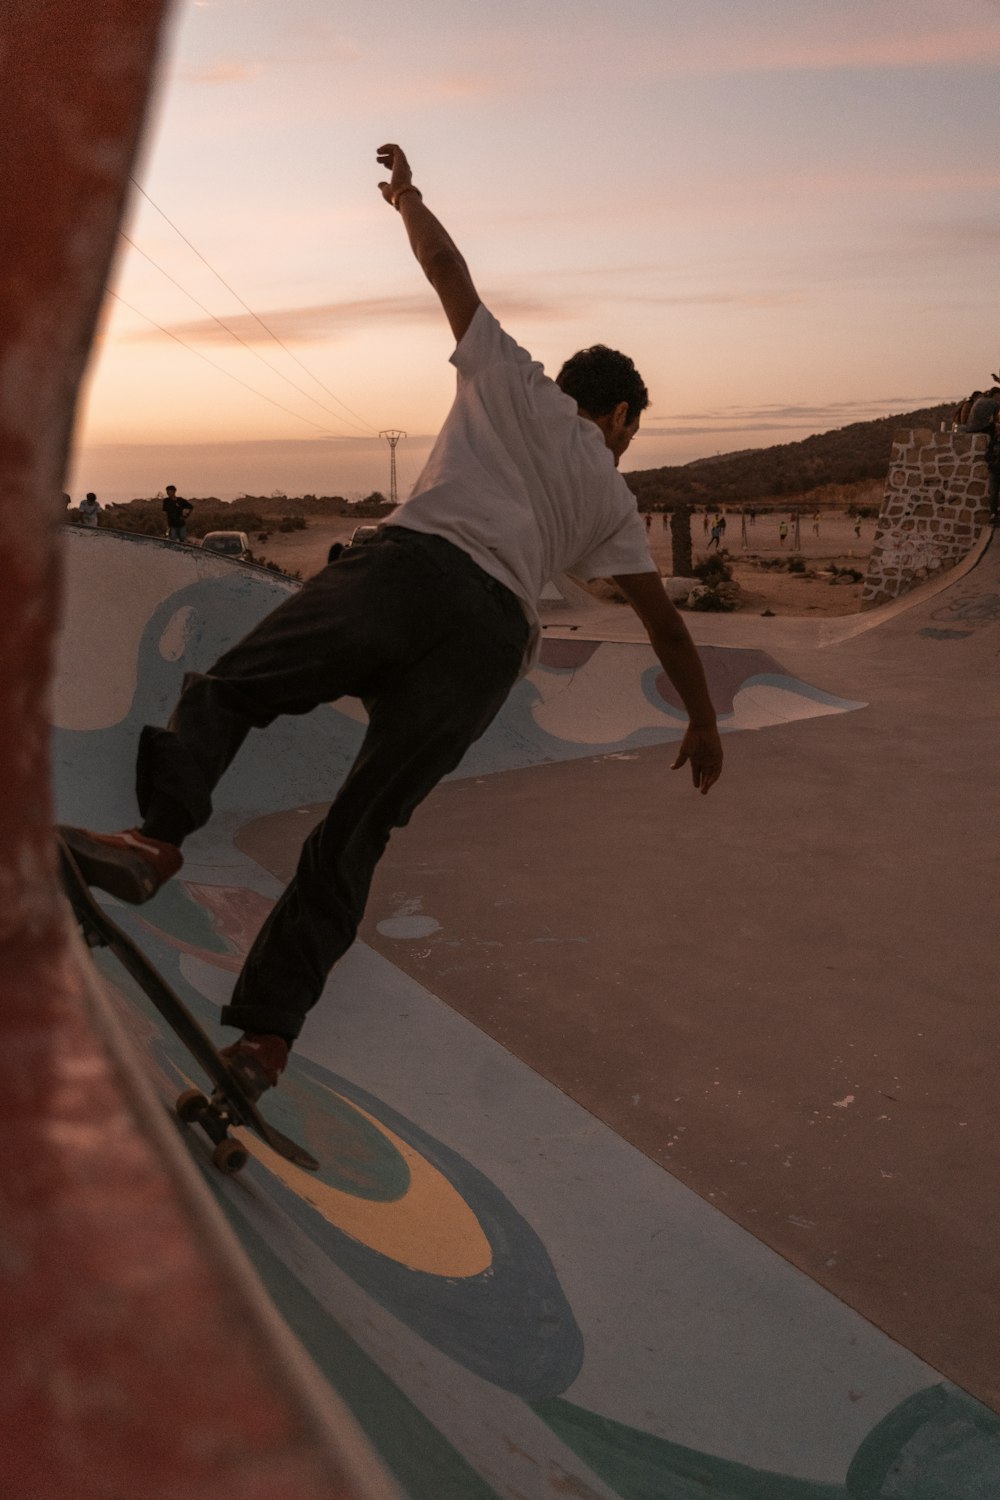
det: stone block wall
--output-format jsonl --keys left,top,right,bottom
{"left": 862, "top": 428, "right": 991, "bottom": 608}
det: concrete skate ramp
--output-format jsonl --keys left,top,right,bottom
{"left": 53, "top": 527, "right": 1000, "bottom": 1499}
{"left": 55, "top": 531, "right": 861, "bottom": 828}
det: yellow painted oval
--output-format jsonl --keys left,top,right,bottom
{"left": 242, "top": 1090, "right": 493, "bottom": 1278}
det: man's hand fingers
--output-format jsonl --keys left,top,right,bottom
{"left": 376, "top": 143, "right": 408, "bottom": 174}
{"left": 693, "top": 751, "right": 723, "bottom": 793}
{"left": 671, "top": 729, "right": 723, "bottom": 794}
{"left": 697, "top": 763, "right": 721, "bottom": 795}
{"left": 376, "top": 143, "right": 413, "bottom": 207}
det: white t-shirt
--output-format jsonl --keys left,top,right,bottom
{"left": 391, "top": 304, "right": 654, "bottom": 662}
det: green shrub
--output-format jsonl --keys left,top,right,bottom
{"left": 689, "top": 587, "right": 735, "bottom": 612}
{"left": 260, "top": 558, "right": 301, "bottom": 580}
{"left": 829, "top": 565, "right": 864, "bottom": 584}
{"left": 693, "top": 552, "right": 733, "bottom": 583}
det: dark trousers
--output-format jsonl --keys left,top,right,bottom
{"left": 136, "top": 527, "right": 529, "bottom": 1039}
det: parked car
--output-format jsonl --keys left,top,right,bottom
{"left": 348, "top": 524, "right": 380, "bottom": 546}
{"left": 200, "top": 530, "right": 251, "bottom": 560}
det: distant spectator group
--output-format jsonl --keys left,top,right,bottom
{"left": 65, "top": 483, "right": 200, "bottom": 536}
{"left": 703, "top": 511, "right": 727, "bottom": 550}
{"left": 952, "top": 385, "right": 1000, "bottom": 435}
{"left": 952, "top": 378, "right": 1000, "bottom": 522}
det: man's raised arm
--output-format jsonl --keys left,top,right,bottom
{"left": 377, "top": 143, "right": 480, "bottom": 343}
{"left": 613, "top": 571, "right": 724, "bottom": 795}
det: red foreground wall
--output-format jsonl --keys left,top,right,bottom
{"left": 0, "top": 9, "right": 392, "bottom": 1495}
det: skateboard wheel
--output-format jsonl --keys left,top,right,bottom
{"left": 176, "top": 1088, "right": 210, "bottom": 1124}
{"left": 212, "top": 1137, "right": 249, "bottom": 1175}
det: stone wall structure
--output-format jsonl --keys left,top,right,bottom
{"left": 862, "top": 428, "right": 991, "bottom": 608}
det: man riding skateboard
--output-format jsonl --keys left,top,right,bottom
{"left": 63, "top": 144, "right": 723, "bottom": 1102}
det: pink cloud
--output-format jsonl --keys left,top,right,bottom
{"left": 725, "top": 27, "right": 1000, "bottom": 73}
{"left": 180, "top": 61, "right": 263, "bottom": 85}
{"left": 120, "top": 292, "right": 572, "bottom": 346}
{"left": 627, "top": 13, "right": 1000, "bottom": 77}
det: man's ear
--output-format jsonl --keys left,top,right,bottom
{"left": 589, "top": 402, "right": 629, "bottom": 443}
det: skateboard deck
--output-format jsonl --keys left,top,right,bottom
{"left": 58, "top": 835, "right": 319, "bottom": 1174}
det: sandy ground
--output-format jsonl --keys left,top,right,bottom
{"left": 251, "top": 517, "right": 369, "bottom": 580}
{"left": 648, "top": 510, "right": 875, "bottom": 616}
{"left": 250, "top": 510, "right": 876, "bottom": 618}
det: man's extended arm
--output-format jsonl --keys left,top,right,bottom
{"left": 613, "top": 571, "right": 723, "bottom": 794}
{"left": 377, "top": 143, "right": 480, "bottom": 342}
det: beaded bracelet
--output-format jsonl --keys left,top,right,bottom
{"left": 392, "top": 185, "right": 423, "bottom": 210}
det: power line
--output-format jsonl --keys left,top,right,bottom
{"left": 105, "top": 290, "right": 347, "bottom": 436}
{"left": 128, "top": 176, "right": 379, "bottom": 434}
{"left": 117, "top": 230, "right": 373, "bottom": 435}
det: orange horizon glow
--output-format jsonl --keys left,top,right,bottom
{"left": 71, "top": 0, "right": 999, "bottom": 504}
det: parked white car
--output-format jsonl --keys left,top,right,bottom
{"left": 200, "top": 530, "right": 251, "bottom": 560}
{"left": 349, "top": 524, "right": 380, "bottom": 546}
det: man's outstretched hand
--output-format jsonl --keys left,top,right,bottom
{"left": 374, "top": 141, "right": 478, "bottom": 338}
{"left": 377, "top": 143, "right": 412, "bottom": 205}
{"left": 672, "top": 725, "right": 724, "bottom": 795}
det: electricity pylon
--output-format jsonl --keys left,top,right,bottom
{"left": 379, "top": 429, "right": 406, "bottom": 507}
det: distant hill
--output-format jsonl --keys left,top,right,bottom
{"left": 625, "top": 403, "right": 954, "bottom": 510}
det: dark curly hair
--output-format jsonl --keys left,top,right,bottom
{"left": 555, "top": 345, "right": 649, "bottom": 424}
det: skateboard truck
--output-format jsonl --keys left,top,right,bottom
{"left": 176, "top": 1088, "right": 251, "bottom": 1174}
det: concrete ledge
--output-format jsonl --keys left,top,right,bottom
{"left": 3, "top": 911, "right": 399, "bottom": 1500}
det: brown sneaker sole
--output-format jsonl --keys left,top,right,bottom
{"left": 60, "top": 826, "right": 179, "bottom": 905}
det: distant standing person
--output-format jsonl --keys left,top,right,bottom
{"left": 78, "top": 493, "right": 102, "bottom": 527}
{"left": 163, "top": 485, "right": 193, "bottom": 543}
{"left": 853, "top": 515, "right": 862, "bottom": 540}
{"left": 778, "top": 519, "right": 788, "bottom": 547}
{"left": 708, "top": 521, "right": 723, "bottom": 551}
{"left": 812, "top": 512, "right": 820, "bottom": 537}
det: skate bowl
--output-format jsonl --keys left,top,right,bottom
{"left": 50, "top": 525, "right": 1000, "bottom": 1499}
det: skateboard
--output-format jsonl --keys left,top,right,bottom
{"left": 58, "top": 836, "right": 319, "bottom": 1175}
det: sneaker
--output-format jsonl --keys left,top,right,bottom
{"left": 219, "top": 1033, "right": 289, "bottom": 1102}
{"left": 61, "top": 825, "right": 183, "bottom": 904}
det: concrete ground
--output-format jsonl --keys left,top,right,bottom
{"left": 52, "top": 525, "right": 1000, "bottom": 1498}
{"left": 358, "top": 544, "right": 1000, "bottom": 1411}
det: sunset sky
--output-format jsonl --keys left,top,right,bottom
{"left": 69, "top": 0, "right": 1000, "bottom": 506}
